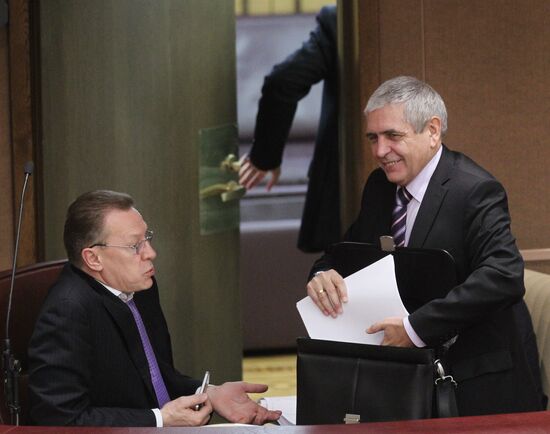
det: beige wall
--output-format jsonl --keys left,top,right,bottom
{"left": 357, "top": 0, "right": 550, "bottom": 273}
{"left": 0, "top": 27, "right": 13, "bottom": 271}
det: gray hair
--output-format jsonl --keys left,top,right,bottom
{"left": 365, "top": 76, "right": 448, "bottom": 135}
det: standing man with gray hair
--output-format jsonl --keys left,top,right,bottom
{"left": 29, "top": 190, "right": 281, "bottom": 427}
{"left": 306, "top": 76, "right": 542, "bottom": 416}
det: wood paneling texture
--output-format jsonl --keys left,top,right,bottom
{"left": 39, "top": 0, "right": 241, "bottom": 383}
{"left": 7, "top": 0, "right": 38, "bottom": 267}
{"left": 338, "top": 1, "right": 365, "bottom": 229}
{"left": 357, "top": 0, "right": 550, "bottom": 273}
{"left": 0, "top": 27, "right": 13, "bottom": 271}
{"left": 1, "top": 0, "right": 38, "bottom": 272}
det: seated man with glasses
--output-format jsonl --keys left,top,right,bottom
{"left": 28, "top": 190, "right": 281, "bottom": 427}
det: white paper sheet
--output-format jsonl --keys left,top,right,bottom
{"left": 296, "top": 255, "right": 409, "bottom": 345}
{"left": 259, "top": 396, "right": 296, "bottom": 425}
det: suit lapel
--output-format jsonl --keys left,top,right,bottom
{"left": 408, "top": 146, "right": 454, "bottom": 248}
{"left": 79, "top": 272, "right": 157, "bottom": 402}
{"left": 363, "top": 169, "right": 395, "bottom": 241}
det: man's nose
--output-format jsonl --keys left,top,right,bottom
{"left": 141, "top": 241, "right": 157, "bottom": 260}
{"left": 373, "top": 138, "right": 391, "bottom": 158}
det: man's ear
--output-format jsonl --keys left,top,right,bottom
{"left": 427, "top": 116, "right": 442, "bottom": 146}
{"left": 81, "top": 247, "right": 103, "bottom": 272}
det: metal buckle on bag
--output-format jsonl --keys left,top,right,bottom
{"left": 343, "top": 413, "right": 361, "bottom": 424}
{"left": 379, "top": 235, "right": 396, "bottom": 252}
{"left": 434, "top": 359, "right": 457, "bottom": 387}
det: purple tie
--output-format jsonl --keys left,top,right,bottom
{"left": 126, "top": 298, "right": 171, "bottom": 408}
{"left": 391, "top": 187, "right": 412, "bottom": 247}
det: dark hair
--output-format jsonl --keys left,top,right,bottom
{"left": 63, "top": 190, "right": 134, "bottom": 266}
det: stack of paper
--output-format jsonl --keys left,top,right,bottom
{"left": 296, "top": 255, "right": 409, "bottom": 345}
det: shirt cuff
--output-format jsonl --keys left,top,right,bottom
{"left": 152, "top": 408, "right": 163, "bottom": 427}
{"left": 403, "top": 316, "right": 426, "bottom": 348}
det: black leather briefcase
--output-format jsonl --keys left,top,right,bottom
{"left": 297, "top": 337, "right": 457, "bottom": 425}
{"left": 297, "top": 241, "right": 459, "bottom": 425}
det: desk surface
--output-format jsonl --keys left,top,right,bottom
{"left": 1, "top": 411, "right": 550, "bottom": 433}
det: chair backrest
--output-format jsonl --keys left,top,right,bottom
{"left": 524, "top": 268, "right": 550, "bottom": 410}
{"left": 0, "top": 259, "right": 67, "bottom": 425}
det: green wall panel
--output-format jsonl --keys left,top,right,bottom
{"left": 39, "top": 0, "right": 241, "bottom": 384}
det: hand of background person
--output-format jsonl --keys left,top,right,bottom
{"left": 207, "top": 381, "right": 281, "bottom": 425}
{"left": 367, "top": 317, "right": 414, "bottom": 347}
{"left": 160, "top": 393, "right": 212, "bottom": 427}
{"left": 239, "top": 155, "right": 281, "bottom": 191}
{"left": 306, "top": 269, "right": 348, "bottom": 318}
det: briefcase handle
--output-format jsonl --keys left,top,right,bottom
{"left": 434, "top": 359, "right": 458, "bottom": 418}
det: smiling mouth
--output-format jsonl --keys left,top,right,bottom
{"left": 382, "top": 159, "right": 402, "bottom": 168}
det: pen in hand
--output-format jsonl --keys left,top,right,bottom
{"left": 194, "top": 370, "right": 210, "bottom": 411}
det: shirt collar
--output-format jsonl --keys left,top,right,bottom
{"left": 403, "top": 145, "right": 443, "bottom": 203}
{"left": 97, "top": 280, "right": 134, "bottom": 302}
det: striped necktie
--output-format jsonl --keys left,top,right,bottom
{"left": 126, "top": 298, "right": 171, "bottom": 408}
{"left": 391, "top": 187, "right": 412, "bottom": 247}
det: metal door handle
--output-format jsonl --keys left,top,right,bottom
{"left": 220, "top": 154, "right": 241, "bottom": 173}
{"left": 200, "top": 181, "right": 245, "bottom": 202}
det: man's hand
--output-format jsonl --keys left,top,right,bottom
{"left": 239, "top": 156, "right": 281, "bottom": 191}
{"left": 207, "top": 381, "right": 281, "bottom": 425}
{"left": 367, "top": 317, "right": 414, "bottom": 347}
{"left": 160, "top": 393, "right": 212, "bottom": 427}
{"left": 306, "top": 269, "right": 348, "bottom": 318}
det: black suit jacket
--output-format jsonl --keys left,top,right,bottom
{"left": 250, "top": 5, "right": 339, "bottom": 252}
{"left": 28, "top": 264, "right": 200, "bottom": 426}
{"left": 312, "top": 145, "right": 541, "bottom": 415}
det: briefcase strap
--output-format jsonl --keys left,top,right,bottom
{"left": 434, "top": 359, "right": 458, "bottom": 418}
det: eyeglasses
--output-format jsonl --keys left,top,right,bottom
{"left": 89, "top": 229, "right": 154, "bottom": 255}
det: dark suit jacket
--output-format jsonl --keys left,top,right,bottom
{"left": 28, "top": 264, "right": 200, "bottom": 426}
{"left": 250, "top": 5, "right": 339, "bottom": 253}
{"left": 312, "top": 145, "right": 541, "bottom": 416}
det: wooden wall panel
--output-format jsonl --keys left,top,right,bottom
{"left": 423, "top": 0, "right": 550, "bottom": 274}
{"left": 8, "top": 0, "right": 37, "bottom": 267}
{"left": 357, "top": 0, "right": 550, "bottom": 272}
{"left": 378, "top": 0, "right": 424, "bottom": 80}
{"left": 0, "top": 28, "right": 13, "bottom": 271}
{"left": 339, "top": 1, "right": 366, "bottom": 228}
